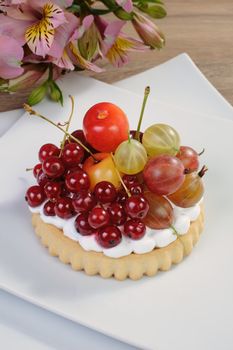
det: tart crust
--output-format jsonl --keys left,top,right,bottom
{"left": 32, "top": 205, "right": 204, "bottom": 281}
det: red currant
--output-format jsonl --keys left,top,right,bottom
{"left": 75, "top": 213, "right": 94, "bottom": 236}
{"left": 65, "top": 170, "right": 90, "bottom": 192}
{"left": 108, "top": 202, "right": 126, "bottom": 225}
{"left": 44, "top": 181, "right": 62, "bottom": 202}
{"left": 129, "top": 183, "right": 143, "bottom": 195}
{"left": 42, "top": 156, "right": 65, "bottom": 178}
{"left": 96, "top": 226, "right": 122, "bottom": 248}
{"left": 61, "top": 143, "right": 84, "bottom": 168}
{"left": 43, "top": 201, "right": 56, "bottom": 216}
{"left": 122, "top": 174, "right": 138, "bottom": 187}
{"left": 94, "top": 181, "right": 117, "bottom": 204}
{"left": 36, "top": 169, "right": 49, "bottom": 187}
{"left": 72, "top": 191, "right": 96, "bottom": 213}
{"left": 33, "top": 163, "right": 42, "bottom": 178}
{"left": 39, "top": 143, "right": 59, "bottom": 162}
{"left": 88, "top": 206, "right": 110, "bottom": 229}
{"left": 25, "top": 185, "right": 45, "bottom": 207}
{"left": 125, "top": 195, "right": 149, "bottom": 219}
{"left": 124, "top": 219, "right": 146, "bottom": 240}
{"left": 61, "top": 186, "right": 76, "bottom": 199}
{"left": 54, "top": 198, "right": 75, "bottom": 219}
{"left": 116, "top": 190, "right": 128, "bottom": 205}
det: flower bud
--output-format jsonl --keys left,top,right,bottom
{"left": 49, "top": 81, "right": 63, "bottom": 105}
{"left": 132, "top": 13, "right": 165, "bottom": 49}
{"left": 78, "top": 23, "right": 98, "bottom": 61}
{"left": 28, "top": 83, "right": 47, "bottom": 106}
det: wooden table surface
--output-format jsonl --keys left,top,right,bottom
{"left": 93, "top": 0, "right": 233, "bottom": 106}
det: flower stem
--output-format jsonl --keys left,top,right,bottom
{"left": 23, "top": 103, "right": 97, "bottom": 161}
{"left": 135, "top": 86, "right": 150, "bottom": 141}
{"left": 111, "top": 153, "right": 131, "bottom": 197}
{"left": 59, "top": 95, "right": 74, "bottom": 156}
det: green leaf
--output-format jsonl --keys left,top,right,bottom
{"left": 138, "top": 4, "right": 167, "bottom": 18}
{"left": 28, "top": 83, "right": 48, "bottom": 106}
{"left": 67, "top": 4, "right": 81, "bottom": 13}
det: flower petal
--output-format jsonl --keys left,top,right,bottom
{"left": 76, "top": 15, "right": 94, "bottom": 39}
{"left": 0, "top": 14, "right": 31, "bottom": 44}
{"left": 106, "top": 35, "right": 148, "bottom": 67}
{"left": 68, "top": 42, "right": 103, "bottom": 73}
{"left": 50, "top": 49, "right": 74, "bottom": 70}
{"left": 115, "top": 0, "right": 133, "bottom": 13}
{"left": 103, "top": 20, "right": 125, "bottom": 51}
{"left": 25, "top": 4, "right": 66, "bottom": 57}
{"left": 49, "top": 12, "right": 79, "bottom": 59}
{"left": 0, "top": 34, "right": 24, "bottom": 79}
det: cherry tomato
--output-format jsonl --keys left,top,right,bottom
{"left": 83, "top": 153, "right": 121, "bottom": 190}
{"left": 83, "top": 102, "right": 129, "bottom": 152}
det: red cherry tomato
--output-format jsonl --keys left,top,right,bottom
{"left": 83, "top": 102, "right": 129, "bottom": 152}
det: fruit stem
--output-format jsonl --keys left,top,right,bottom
{"left": 128, "top": 131, "right": 131, "bottom": 143}
{"left": 26, "top": 168, "right": 33, "bottom": 172}
{"left": 170, "top": 225, "right": 180, "bottom": 237}
{"left": 198, "top": 148, "right": 205, "bottom": 156}
{"left": 24, "top": 103, "right": 98, "bottom": 161}
{"left": 135, "top": 86, "right": 150, "bottom": 141}
{"left": 198, "top": 165, "right": 208, "bottom": 177}
{"left": 59, "top": 95, "right": 74, "bottom": 156}
{"left": 111, "top": 153, "right": 131, "bottom": 197}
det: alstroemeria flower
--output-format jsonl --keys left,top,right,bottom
{"left": 0, "top": 1, "right": 69, "bottom": 57}
{"left": 0, "top": 35, "right": 24, "bottom": 79}
{"left": 132, "top": 13, "right": 165, "bottom": 49}
{"left": 105, "top": 35, "right": 148, "bottom": 67}
{"left": 115, "top": 0, "right": 133, "bottom": 13}
{"left": 95, "top": 17, "right": 148, "bottom": 67}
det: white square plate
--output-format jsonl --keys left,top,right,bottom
{"left": 1, "top": 75, "right": 233, "bottom": 350}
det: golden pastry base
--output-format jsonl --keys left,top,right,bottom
{"left": 32, "top": 206, "right": 204, "bottom": 281}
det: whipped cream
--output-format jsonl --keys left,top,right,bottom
{"left": 29, "top": 200, "right": 202, "bottom": 258}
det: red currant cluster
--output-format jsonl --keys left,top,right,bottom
{"left": 25, "top": 135, "right": 151, "bottom": 249}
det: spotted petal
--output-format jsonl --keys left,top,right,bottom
{"left": 106, "top": 35, "right": 148, "bottom": 67}
{"left": 25, "top": 3, "right": 66, "bottom": 57}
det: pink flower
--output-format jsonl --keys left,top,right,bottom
{"left": 132, "top": 13, "right": 165, "bottom": 49}
{"left": 0, "top": 34, "right": 24, "bottom": 79}
{"left": 0, "top": 1, "right": 75, "bottom": 57}
{"left": 95, "top": 17, "right": 148, "bottom": 67}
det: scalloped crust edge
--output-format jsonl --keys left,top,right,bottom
{"left": 32, "top": 205, "right": 204, "bottom": 281}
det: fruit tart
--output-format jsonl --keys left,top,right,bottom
{"left": 24, "top": 89, "right": 206, "bottom": 281}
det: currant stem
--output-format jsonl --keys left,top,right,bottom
{"left": 26, "top": 168, "right": 33, "bottom": 172}
{"left": 170, "top": 224, "right": 180, "bottom": 236}
{"left": 135, "top": 86, "right": 150, "bottom": 141}
{"left": 23, "top": 103, "right": 97, "bottom": 161}
{"left": 59, "top": 95, "right": 74, "bottom": 156}
{"left": 111, "top": 153, "right": 131, "bottom": 197}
